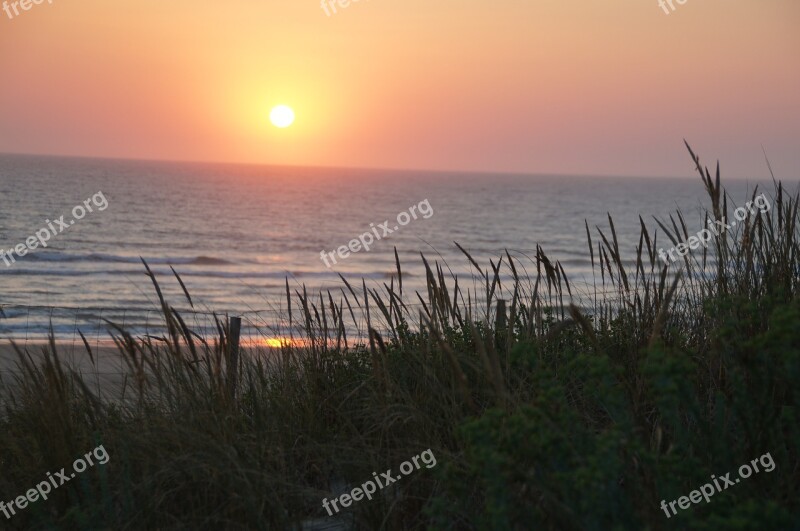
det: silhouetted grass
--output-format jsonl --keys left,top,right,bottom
{"left": 0, "top": 145, "right": 798, "bottom": 530}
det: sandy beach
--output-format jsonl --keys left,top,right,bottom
{"left": 0, "top": 340, "right": 283, "bottom": 399}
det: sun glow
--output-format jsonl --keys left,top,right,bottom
{"left": 259, "top": 337, "right": 303, "bottom": 348}
{"left": 269, "top": 105, "right": 295, "bottom": 128}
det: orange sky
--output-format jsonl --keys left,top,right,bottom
{"left": 0, "top": 0, "right": 798, "bottom": 177}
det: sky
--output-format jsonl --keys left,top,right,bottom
{"left": 0, "top": 0, "right": 798, "bottom": 178}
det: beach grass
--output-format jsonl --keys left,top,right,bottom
{"left": 0, "top": 145, "right": 798, "bottom": 530}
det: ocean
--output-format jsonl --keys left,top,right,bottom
{"left": 0, "top": 154, "right": 778, "bottom": 341}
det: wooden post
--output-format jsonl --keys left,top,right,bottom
{"left": 495, "top": 300, "right": 507, "bottom": 349}
{"left": 227, "top": 316, "right": 241, "bottom": 400}
{"left": 495, "top": 300, "right": 507, "bottom": 332}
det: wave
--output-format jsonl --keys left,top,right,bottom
{"left": 0, "top": 267, "right": 403, "bottom": 281}
{"left": 19, "top": 251, "right": 238, "bottom": 266}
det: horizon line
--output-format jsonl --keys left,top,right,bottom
{"left": 0, "top": 150, "right": 725, "bottom": 181}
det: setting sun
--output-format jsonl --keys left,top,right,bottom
{"left": 270, "top": 105, "right": 295, "bottom": 128}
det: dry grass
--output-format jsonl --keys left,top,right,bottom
{"left": 0, "top": 144, "right": 798, "bottom": 530}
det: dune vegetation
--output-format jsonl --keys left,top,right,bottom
{"left": 1, "top": 146, "right": 798, "bottom": 530}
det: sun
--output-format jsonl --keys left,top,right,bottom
{"left": 270, "top": 105, "right": 295, "bottom": 128}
